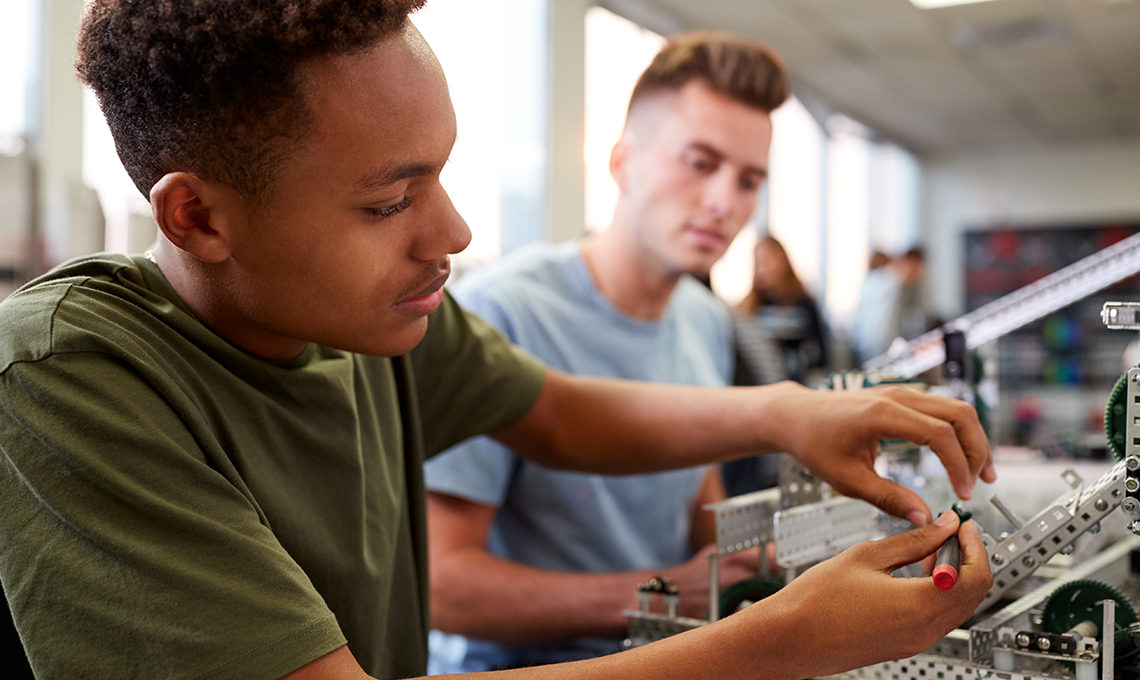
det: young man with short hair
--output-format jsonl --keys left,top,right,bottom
{"left": 425, "top": 33, "right": 788, "bottom": 672}
{"left": 0, "top": 2, "right": 994, "bottom": 679}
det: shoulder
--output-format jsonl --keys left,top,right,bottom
{"left": 673, "top": 276, "right": 732, "bottom": 327}
{"left": 451, "top": 241, "right": 585, "bottom": 320}
{"left": 0, "top": 254, "right": 149, "bottom": 374}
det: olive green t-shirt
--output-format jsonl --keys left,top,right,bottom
{"left": 0, "top": 254, "right": 546, "bottom": 679}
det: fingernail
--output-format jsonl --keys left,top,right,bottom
{"left": 907, "top": 510, "right": 927, "bottom": 527}
{"left": 957, "top": 485, "right": 973, "bottom": 501}
{"left": 934, "top": 510, "right": 956, "bottom": 527}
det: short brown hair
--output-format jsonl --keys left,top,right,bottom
{"left": 628, "top": 31, "right": 789, "bottom": 116}
{"left": 76, "top": 0, "right": 426, "bottom": 204}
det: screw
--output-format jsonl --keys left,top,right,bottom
{"left": 1127, "top": 456, "right": 1140, "bottom": 471}
{"left": 1038, "top": 637, "right": 1052, "bottom": 651}
{"left": 992, "top": 553, "right": 1005, "bottom": 566}
{"left": 1124, "top": 498, "right": 1140, "bottom": 514}
{"left": 1090, "top": 522, "right": 1102, "bottom": 534}
{"left": 1131, "top": 520, "right": 1140, "bottom": 535}
{"left": 1096, "top": 498, "right": 1108, "bottom": 512}
{"left": 1022, "top": 555, "right": 1037, "bottom": 569}
{"left": 1127, "top": 478, "right": 1140, "bottom": 493}
{"left": 1061, "top": 545, "right": 1074, "bottom": 555}
{"left": 1016, "top": 633, "right": 1031, "bottom": 647}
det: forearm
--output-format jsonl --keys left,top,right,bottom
{"left": 441, "top": 601, "right": 809, "bottom": 680}
{"left": 499, "top": 370, "right": 810, "bottom": 474}
{"left": 430, "top": 549, "right": 665, "bottom": 643}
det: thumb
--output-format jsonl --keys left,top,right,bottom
{"left": 868, "top": 510, "right": 960, "bottom": 573}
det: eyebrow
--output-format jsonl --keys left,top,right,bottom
{"left": 351, "top": 161, "right": 442, "bottom": 196}
{"left": 688, "top": 141, "right": 768, "bottom": 180}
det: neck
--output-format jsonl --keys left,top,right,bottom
{"left": 150, "top": 239, "right": 307, "bottom": 360}
{"left": 581, "top": 221, "right": 683, "bottom": 321}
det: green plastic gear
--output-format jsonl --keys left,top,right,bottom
{"left": 718, "top": 575, "right": 784, "bottom": 619}
{"left": 1041, "top": 579, "right": 1138, "bottom": 637}
{"left": 1106, "top": 372, "right": 1129, "bottom": 462}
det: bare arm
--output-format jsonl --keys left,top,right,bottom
{"left": 495, "top": 370, "right": 996, "bottom": 523}
{"left": 427, "top": 491, "right": 759, "bottom": 640}
{"left": 287, "top": 515, "right": 992, "bottom": 680}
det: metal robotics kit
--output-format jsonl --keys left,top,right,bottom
{"left": 625, "top": 233, "right": 1140, "bottom": 680}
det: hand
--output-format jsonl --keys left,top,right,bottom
{"left": 657, "top": 545, "right": 763, "bottom": 619}
{"left": 750, "top": 511, "right": 992, "bottom": 677}
{"left": 775, "top": 383, "right": 996, "bottom": 525}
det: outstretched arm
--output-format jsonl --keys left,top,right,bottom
{"left": 287, "top": 513, "right": 992, "bottom": 679}
{"left": 494, "top": 370, "right": 995, "bottom": 525}
{"left": 426, "top": 491, "right": 759, "bottom": 641}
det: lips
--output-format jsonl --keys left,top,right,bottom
{"left": 401, "top": 271, "right": 449, "bottom": 303}
{"left": 685, "top": 224, "right": 727, "bottom": 249}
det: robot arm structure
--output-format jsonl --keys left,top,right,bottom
{"left": 627, "top": 302, "right": 1140, "bottom": 680}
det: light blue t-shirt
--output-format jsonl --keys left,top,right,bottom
{"left": 425, "top": 240, "right": 732, "bottom": 672}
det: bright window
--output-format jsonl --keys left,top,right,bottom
{"left": 0, "top": 0, "right": 33, "bottom": 146}
{"left": 414, "top": 0, "right": 548, "bottom": 269}
{"left": 583, "top": 6, "right": 664, "bottom": 234}
{"left": 763, "top": 96, "right": 827, "bottom": 305}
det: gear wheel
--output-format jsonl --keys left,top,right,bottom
{"left": 1106, "top": 372, "right": 1130, "bottom": 462}
{"left": 718, "top": 575, "right": 784, "bottom": 619}
{"left": 1041, "top": 579, "right": 1138, "bottom": 637}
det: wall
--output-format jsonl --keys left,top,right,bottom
{"left": 924, "top": 136, "right": 1140, "bottom": 447}
{"left": 924, "top": 136, "right": 1140, "bottom": 320}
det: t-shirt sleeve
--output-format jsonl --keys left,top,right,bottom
{"left": 420, "top": 286, "right": 535, "bottom": 506}
{"left": 408, "top": 289, "right": 546, "bottom": 459}
{"left": 0, "top": 355, "right": 346, "bottom": 679}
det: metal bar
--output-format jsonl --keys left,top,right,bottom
{"left": 865, "top": 232, "right": 1140, "bottom": 378}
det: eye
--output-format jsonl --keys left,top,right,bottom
{"left": 363, "top": 195, "right": 414, "bottom": 220}
{"left": 739, "top": 176, "right": 761, "bottom": 191}
{"left": 687, "top": 155, "right": 716, "bottom": 173}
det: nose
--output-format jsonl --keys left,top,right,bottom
{"left": 700, "top": 167, "right": 738, "bottom": 222}
{"left": 414, "top": 185, "right": 472, "bottom": 261}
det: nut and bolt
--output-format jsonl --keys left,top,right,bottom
{"left": 1127, "top": 456, "right": 1140, "bottom": 471}
{"left": 1123, "top": 497, "right": 1140, "bottom": 514}
{"left": 1127, "top": 478, "right": 1140, "bottom": 493}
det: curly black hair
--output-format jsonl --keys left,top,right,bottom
{"left": 76, "top": 0, "right": 426, "bottom": 203}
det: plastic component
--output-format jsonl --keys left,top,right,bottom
{"left": 1041, "top": 579, "right": 1137, "bottom": 636}
{"left": 1106, "top": 372, "right": 1130, "bottom": 462}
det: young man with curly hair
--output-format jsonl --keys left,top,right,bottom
{"left": 0, "top": 1, "right": 994, "bottom": 679}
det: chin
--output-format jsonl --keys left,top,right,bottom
{"left": 350, "top": 318, "right": 430, "bottom": 357}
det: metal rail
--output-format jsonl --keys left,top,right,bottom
{"left": 864, "top": 232, "right": 1140, "bottom": 378}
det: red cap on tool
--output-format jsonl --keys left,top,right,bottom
{"left": 932, "top": 563, "right": 958, "bottom": 591}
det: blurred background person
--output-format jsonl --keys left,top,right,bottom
{"left": 734, "top": 234, "right": 829, "bottom": 385}
{"left": 850, "top": 247, "right": 928, "bottom": 366}
{"left": 724, "top": 234, "right": 828, "bottom": 496}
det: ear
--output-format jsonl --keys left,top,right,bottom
{"left": 609, "top": 137, "right": 631, "bottom": 192}
{"left": 149, "top": 172, "right": 235, "bottom": 264}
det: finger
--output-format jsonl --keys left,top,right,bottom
{"left": 955, "top": 520, "right": 993, "bottom": 591}
{"left": 865, "top": 510, "right": 959, "bottom": 573}
{"left": 980, "top": 455, "right": 997, "bottom": 485}
{"left": 834, "top": 465, "right": 932, "bottom": 526}
{"left": 880, "top": 388, "right": 993, "bottom": 494}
